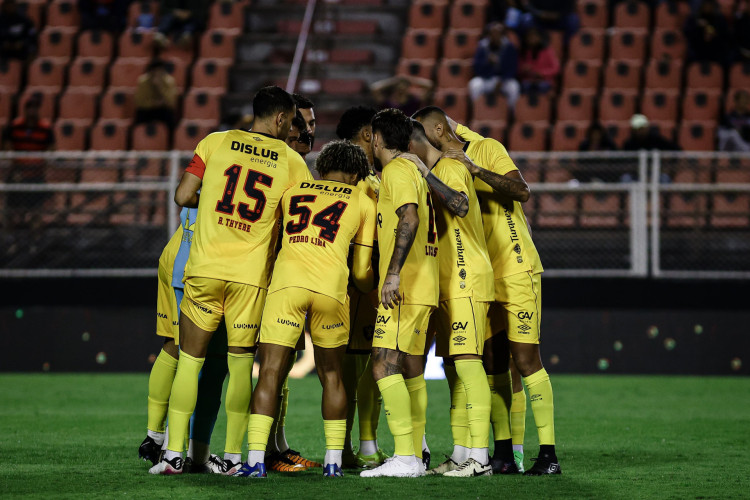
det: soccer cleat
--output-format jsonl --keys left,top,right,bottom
{"left": 490, "top": 456, "right": 521, "bottom": 474}
{"left": 282, "top": 448, "right": 321, "bottom": 468}
{"left": 443, "top": 458, "right": 493, "bottom": 477}
{"left": 222, "top": 458, "right": 242, "bottom": 476}
{"left": 233, "top": 461, "right": 267, "bottom": 478}
{"left": 149, "top": 456, "right": 183, "bottom": 475}
{"left": 426, "top": 456, "right": 459, "bottom": 476}
{"left": 514, "top": 450, "right": 525, "bottom": 473}
{"left": 267, "top": 452, "right": 307, "bottom": 472}
{"left": 360, "top": 456, "right": 424, "bottom": 478}
{"left": 524, "top": 455, "right": 561, "bottom": 475}
{"left": 323, "top": 463, "right": 344, "bottom": 477}
{"left": 342, "top": 449, "right": 365, "bottom": 469}
{"left": 186, "top": 454, "right": 228, "bottom": 474}
{"left": 356, "top": 448, "right": 389, "bottom": 468}
{"left": 422, "top": 450, "right": 431, "bottom": 470}
{"left": 139, "top": 436, "right": 163, "bottom": 466}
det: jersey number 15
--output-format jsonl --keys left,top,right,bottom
{"left": 215, "top": 165, "right": 273, "bottom": 223}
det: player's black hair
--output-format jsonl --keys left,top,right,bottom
{"left": 410, "top": 119, "right": 429, "bottom": 143}
{"left": 411, "top": 105, "right": 447, "bottom": 122}
{"left": 315, "top": 140, "right": 369, "bottom": 181}
{"left": 371, "top": 108, "right": 413, "bottom": 152}
{"left": 336, "top": 105, "right": 377, "bottom": 140}
{"left": 253, "top": 86, "right": 295, "bottom": 119}
{"left": 292, "top": 93, "right": 315, "bottom": 110}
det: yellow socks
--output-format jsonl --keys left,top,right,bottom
{"left": 166, "top": 351, "right": 204, "bottom": 453}
{"left": 404, "top": 375, "right": 427, "bottom": 460}
{"left": 455, "top": 359, "right": 491, "bottom": 458}
{"left": 357, "top": 358, "right": 381, "bottom": 443}
{"left": 511, "top": 387, "right": 527, "bottom": 448}
{"left": 445, "top": 364, "right": 471, "bottom": 449}
{"left": 247, "top": 414, "right": 274, "bottom": 465}
{"left": 523, "top": 368, "right": 555, "bottom": 445}
{"left": 224, "top": 352, "right": 254, "bottom": 456}
{"left": 376, "top": 374, "right": 414, "bottom": 457}
{"left": 487, "top": 371, "right": 513, "bottom": 441}
{"left": 147, "top": 349, "right": 178, "bottom": 434}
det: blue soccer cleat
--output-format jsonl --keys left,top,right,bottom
{"left": 323, "top": 463, "right": 344, "bottom": 477}
{"left": 233, "top": 461, "right": 267, "bottom": 478}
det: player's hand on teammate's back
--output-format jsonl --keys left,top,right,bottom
{"left": 441, "top": 149, "right": 480, "bottom": 175}
{"left": 381, "top": 273, "right": 402, "bottom": 309}
{"left": 399, "top": 152, "right": 430, "bottom": 178}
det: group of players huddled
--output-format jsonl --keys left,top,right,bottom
{"left": 138, "top": 86, "right": 559, "bottom": 479}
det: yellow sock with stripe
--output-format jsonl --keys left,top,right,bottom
{"left": 147, "top": 349, "right": 178, "bottom": 436}
{"left": 376, "top": 374, "right": 414, "bottom": 457}
{"left": 247, "top": 414, "right": 274, "bottom": 465}
{"left": 445, "top": 364, "right": 471, "bottom": 450}
{"left": 487, "top": 371, "right": 513, "bottom": 441}
{"left": 523, "top": 368, "right": 555, "bottom": 446}
{"left": 511, "top": 387, "right": 527, "bottom": 451}
{"left": 166, "top": 351, "right": 204, "bottom": 453}
{"left": 357, "top": 359, "right": 381, "bottom": 443}
{"left": 404, "top": 375, "right": 427, "bottom": 460}
{"left": 455, "top": 359, "right": 491, "bottom": 464}
{"left": 224, "top": 352, "right": 254, "bottom": 458}
{"left": 323, "top": 420, "right": 346, "bottom": 466}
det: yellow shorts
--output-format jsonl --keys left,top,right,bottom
{"left": 435, "top": 297, "right": 489, "bottom": 358}
{"left": 372, "top": 303, "right": 434, "bottom": 356}
{"left": 491, "top": 271, "right": 542, "bottom": 344}
{"left": 347, "top": 286, "right": 379, "bottom": 353}
{"left": 181, "top": 276, "right": 266, "bottom": 348}
{"left": 261, "top": 287, "right": 349, "bottom": 349}
{"left": 155, "top": 263, "right": 179, "bottom": 339}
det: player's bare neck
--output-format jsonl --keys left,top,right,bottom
{"left": 443, "top": 132, "right": 465, "bottom": 151}
{"left": 249, "top": 119, "right": 278, "bottom": 139}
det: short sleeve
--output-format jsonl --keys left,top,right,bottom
{"left": 288, "top": 148, "right": 314, "bottom": 184}
{"left": 477, "top": 138, "right": 518, "bottom": 176}
{"left": 354, "top": 195, "right": 376, "bottom": 247}
{"left": 434, "top": 158, "right": 469, "bottom": 194}
{"left": 456, "top": 123, "right": 485, "bottom": 143}
{"left": 388, "top": 160, "right": 420, "bottom": 213}
{"left": 185, "top": 136, "right": 211, "bottom": 178}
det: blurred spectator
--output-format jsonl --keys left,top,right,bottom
{"left": 735, "top": 1, "right": 750, "bottom": 61}
{"left": 685, "top": 0, "right": 732, "bottom": 66}
{"left": 518, "top": 27, "right": 560, "bottom": 94}
{"left": 371, "top": 75, "right": 434, "bottom": 117}
{"left": 576, "top": 122, "right": 618, "bottom": 182}
{"left": 718, "top": 90, "right": 750, "bottom": 151}
{"left": 623, "top": 114, "right": 680, "bottom": 151}
{"left": 79, "top": 0, "right": 129, "bottom": 33}
{"left": 0, "top": 0, "right": 37, "bottom": 61}
{"left": 132, "top": 0, "right": 158, "bottom": 31}
{"left": 579, "top": 122, "right": 617, "bottom": 152}
{"left": 468, "top": 22, "right": 521, "bottom": 108}
{"left": 134, "top": 60, "right": 178, "bottom": 129}
{"left": 505, "top": 0, "right": 579, "bottom": 39}
{"left": 155, "top": 0, "right": 208, "bottom": 50}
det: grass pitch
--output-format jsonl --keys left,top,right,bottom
{"left": 0, "top": 374, "right": 748, "bottom": 499}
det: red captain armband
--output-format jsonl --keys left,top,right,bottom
{"left": 185, "top": 154, "right": 206, "bottom": 179}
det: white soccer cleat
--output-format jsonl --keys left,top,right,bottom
{"left": 149, "top": 456, "right": 184, "bottom": 475}
{"left": 359, "top": 456, "right": 424, "bottom": 478}
{"left": 443, "top": 458, "right": 493, "bottom": 477}
{"left": 426, "top": 456, "right": 459, "bottom": 476}
{"left": 222, "top": 458, "right": 242, "bottom": 476}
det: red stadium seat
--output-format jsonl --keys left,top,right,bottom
{"left": 678, "top": 121, "right": 716, "bottom": 151}
{"left": 716, "top": 160, "right": 750, "bottom": 183}
{"left": 27, "top": 58, "right": 66, "bottom": 89}
{"left": 729, "top": 61, "right": 750, "bottom": 90}
{"left": 334, "top": 20, "right": 379, "bottom": 35}
{"left": 562, "top": 59, "right": 601, "bottom": 90}
{"left": 173, "top": 120, "right": 216, "bottom": 151}
{"left": 77, "top": 30, "right": 114, "bottom": 59}
{"left": 641, "top": 90, "right": 680, "bottom": 122}
{"left": 651, "top": 29, "right": 686, "bottom": 61}
{"left": 711, "top": 194, "right": 750, "bottom": 228}
{"left": 507, "top": 122, "right": 547, "bottom": 151}
{"left": 118, "top": 30, "right": 156, "bottom": 59}
{"left": 182, "top": 89, "right": 223, "bottom": 121}
{"left": 0, "top": 59, "right": 23, "bottom": 92}
{"left": 603, "top": 59, "right": 641, "bottom": 90}
{"left": 38, "top": 27, "right": 76, "bottom": 58}
{"left": 665, "top": 193, "right": 707, "bottom": 228}
{"left": 682, "top": 90, "right": 721, "bottom": 121}
{"left": 191, "top": 59, "right": 231, "bottom": 90}
{"left": 108, "top": 58, "right": 149, "bottom": 88}
{"left": 208, "top": 0, "right": 245, "bottom": 30}
{"left": 46, "top": 0, "right": 79, "bottom": 28}
{"left": 449, "top": 0, "right": 486, "bottom": 29}
{"left": 644, "top": 58, "right": 682, "bottom": 91}
{"left": 401, "top": 29, "right": 441, "bottom": 60}
{"left": 556, "top": 90, "right": 595, "bottom": 122}
{"left": 544, "top": 160, "right": 575, "bottom": 182}
{"left": 599, "top": 89, "right": 638, "bottom": 122}
{"left": 90, "top": 120, "right": 130, "bottom": 150}
{"left": 127, "top": 1, "right": 160, "bottom": 30}
{"left": 649, "top": 120, "right": 677, "bottom": 142}
{"left": 613, "top": 0, "right": 651, "bottom": 29}
{"left": 131, "top": 122, "right": 170, "bottom": 150}
{"left": 54, "top": 120, "right": 89, "bottom": 151}
{"left": 548, "top": 31, "right": 565, "bottom": 62}
{"left": 686, "top": 61, "right": 724, "bottom": 90}
{"left": 0, "top": 92, "right": 11, "bottom": 123}
{"left": 515, "top": 92, "right": 552, "bottom": 122}
{"left": 434, "top": 89, "right": 469, "bottom": 124}
{"left": 568, "top": 29, "right": 605, "bottom": 61}
{"left": 327, "top": 49, "right": 374, "bottom": 64}
{"left": 655, "top": 1, "right": 691, "bottom": 29}
{"left": 536, "top": 193, "right": 577, "bottom": 227}
{"left": 471, "top": 93, "right": 508, "bottom": 123}
{"left": 608, "top": 29, "right": 647, "bottom": 61}
{"left": 57, "top": 89, "right": 97, "bottom": 121}
{"left": 163, "top": 57, "right": 188, "bottom": 91}
{"left": 67, "top": 57, "right": 108, "bottom": 88}
{"left": 551, "top": 121, "right": 588, "bottom": 151}
{"left": 436, "top": 59, "right": 474, "bottom": 89}
{"left": 199, "top": 29, "right": 238, "bottom": 60}
{"left": 442, "top": 29, "right": 482, "bottom": 60}
{"left": 469, "top": 120, "right": 506, "bottom": 142}
{"left": 408, "top": 0, "right": 448, "bottom": 30}
{"left": 580, "top": 193, "right": 622, "bottom": 228}
{"left": 578, "top": 0, "right": 608, "bottom": 29}
{"left": 19, "top": 87, "right": 58, "bottom": 120}
{"left": 397, "top": 58, "right": 435, "bottom": 80}
{"left": 322, "top": 79, "right": 366, "bottom": 95}
{"left": 99, "top": 88, "right": 135, "bottom": 120}
{"left": 16, "top": 0, "right": 45, "bottom": 28}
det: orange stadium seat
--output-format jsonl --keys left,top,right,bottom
{"left": 334, "top": 20, "right": 379, "bottom": 35}
{"left": 603, "top": 59, "right": 641, "bottom": 90}
{"left": 649, "top": 120, "right": 677, "bottom": 141}
{"left": 127, "top": 1, "right": 160, "bottom": 30}
{"left": 397, "top": 58, "right": 435, "bottom": 80}
{"left": 548, "top": 31, "right": 565, "bottom": 62}
{"left": 67, "top": 57, "right": 107, "bottom": 88}
{"left": 678, "top": 122, "right": 716, "bottom": 151}
{"left": 208, "top": 0, "right": 245, "bottom": 30}
{"left": 686, "top": 61, "right": 724, "bottom": 90}
{"left": 57, "top": 89, "right": 97, "bottom": 121}
{"left": 173, "top": 121, "right": 216, "bottom": 151}
{"left": 536, "top": 193, "right": 577, "bottom": 227}
{"left": 601, "top": 120, "right": 630, "bottom": 147}
{"left": 599, "top": 89, "right": 638, "bottom": 122}
{"left": 469, "top": 120, "right": 506, "bottom": 142}
{"left": 118, "top": 30, "right": 156, "bottom": 59}
{"left": 507, "top": 122, "right": 547, "bottom": 151}
{"left": 401, "top": 29, "right": 441, "bottom": 60}
{"left": 0, "top": 59, "right": 23, "bottom": 92}
{"left": 580, "top": 193, "right": 622, "bottom": 228}
{"left": 579, "top": 0, "right": 608, "bottom": 29}
{"left": 54, "top": 120, "right": 89, "bottom": 150}
{"left": 436, "top": 59, "right": 473, "bottom": 89}
{"left": 472, "top": 93, "right": 508, "bottom": 123}
{"left": 551, "top": 121, "right": 588, "bottom": 151}
{"left": 568, "top": 29, "right": 605, "bottom": 61}
{"left": 17, "top": 0, "right": 45, "bottom": 28}
{"left": 613, "top": 0, "right": 651, "bottom": 29}
{"left": 191, "top": 59, "right": 231, "bottom": 90}
{"left": 19, "top": 87, "right": 58, "bottom": 120}
{"left": 608, "top": 29, "right": 647, "bottom": 61}
{"left": 642, "top": 90, "right": 680, "bottom": 122}
{"left": 108, "top": 58, "right": 149, "bottom": 88}
{"left": 443, "top": 29, "right": 482, "bottom": 60}
{"left": 38, "top": 27, "right": 76, "bottom": 58}
{"left": 90, "top": 120, "right": 129, "bottom": 150}
{"left": 409, "top": 0, "right": 448, "bottom": 30}
{"left": 77, "top": 30, "right": 114, "bottom": 59}
{"left": 562, "top": 59, "right": 601, "bottom": 90}
{"left": 449, "top": 0, "right": 486, "bottom": 30}
{"left": 182, "top": 90, "right": 222, "bottom": 121}
{"left": 322, "top": 79, "right": 366, "bottom": 95}
{"left": 711, "top": 194, "right": 750, "bottom": 228}
{"left": 664, "top": 193, "right": 707, "bottom": 228}
{"left": 556, "top": 90, "right": 595, "bottom": 122}
{"left": 544, "top": 159, "right": 575, "bottom": 182}
{"left": 163, "top": 57, "right": 188, "bottom": 91}
{"left": 515, "top": 92, "right": 552, "bottom": 122}
{"left": 0, "top": 92, "right": 11, "bottom": 123}
{"left": 199, "top": 29, "right": 238, "bottom": 61}
{"left": 729, "top": 61, "right": 750, "bottom": 90}
{"left": 327, "top": 49, "right": 374, "bottom": 64}
{"left": 644, "top": 58, "right": 682, "bottom": 90}
{"left": 434, "top": 89, "right": 469, "bottom": 124}
{"left": 47, "top": 0, "right": 79, "bottom": 28}
{"left": 99, "top": 88, "right": 135, "bottom": 120}
{"left": 131, "top": 122, "right": 170, "bottom": 150}
{"left": 655, "top": 1, "right": 691, "bottom": 29}
{"left": 682, "top": 90, "right": 721, "bottom": 122}
{"left": 651, "top": 29, "right": 686, "bottom": 60}
{"left": 27, "top": 58, "right": 67, "bottom": 89}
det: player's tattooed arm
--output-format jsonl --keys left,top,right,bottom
{"left": 381, "top": 203, "right": 419, "bottom": 309}
{"left": 371, "top": 347, "right": 405, "bottom": 378}
{"left": 174, "top": 172, "right": 202, "bottom": 208}
{"left": 400, "top": 152, "right": 468, "bottom": 217}
{"left": 442, "top": 149, "right": 530, "bottom": 203}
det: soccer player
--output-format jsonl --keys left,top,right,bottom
{"left": 286, "top": 112, "right": 313, "bottom": 159}
{"left": 413, "top": 106, "right": 560, "bottom": 475}
{"left": 335, "top": 105, "right": 388, "bottom": 468}
{"left": 149, "top": 86, "right": 312, "bottom": 475}
{"left": 359, "top": 109, "right": 439, "bottom": 478}
{"left": 293, "top": 93, "right": 316, "bottom": 150}
{"left": 409, "top": 121, "right": 496, "bottom": 477}
{"left": 241, "top": 140, "right": 376, "bottom": 478}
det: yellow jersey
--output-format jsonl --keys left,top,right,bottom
{"left": 158, "top": 226, "right": 183, "bottom": 279}
{"left": 269, "top": 180, "right": 376, "bottom": 303}
{"left": 357, "top": 172, "right": 381, "bottom": 201}
{"left": 431, "top": 157, "right": 494, "bottom": 302}
{"left": 377, "top": 157, "right": 439, "bottom": 307}
{"left": 183, "top": 130, "right": 313, "bottom": 288}
{"left": 456, "top": 124, "right": 544, "bottom": 278}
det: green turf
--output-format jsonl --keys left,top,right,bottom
{"left": 1, "top": 374, "right": 748, "bottom": 499}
